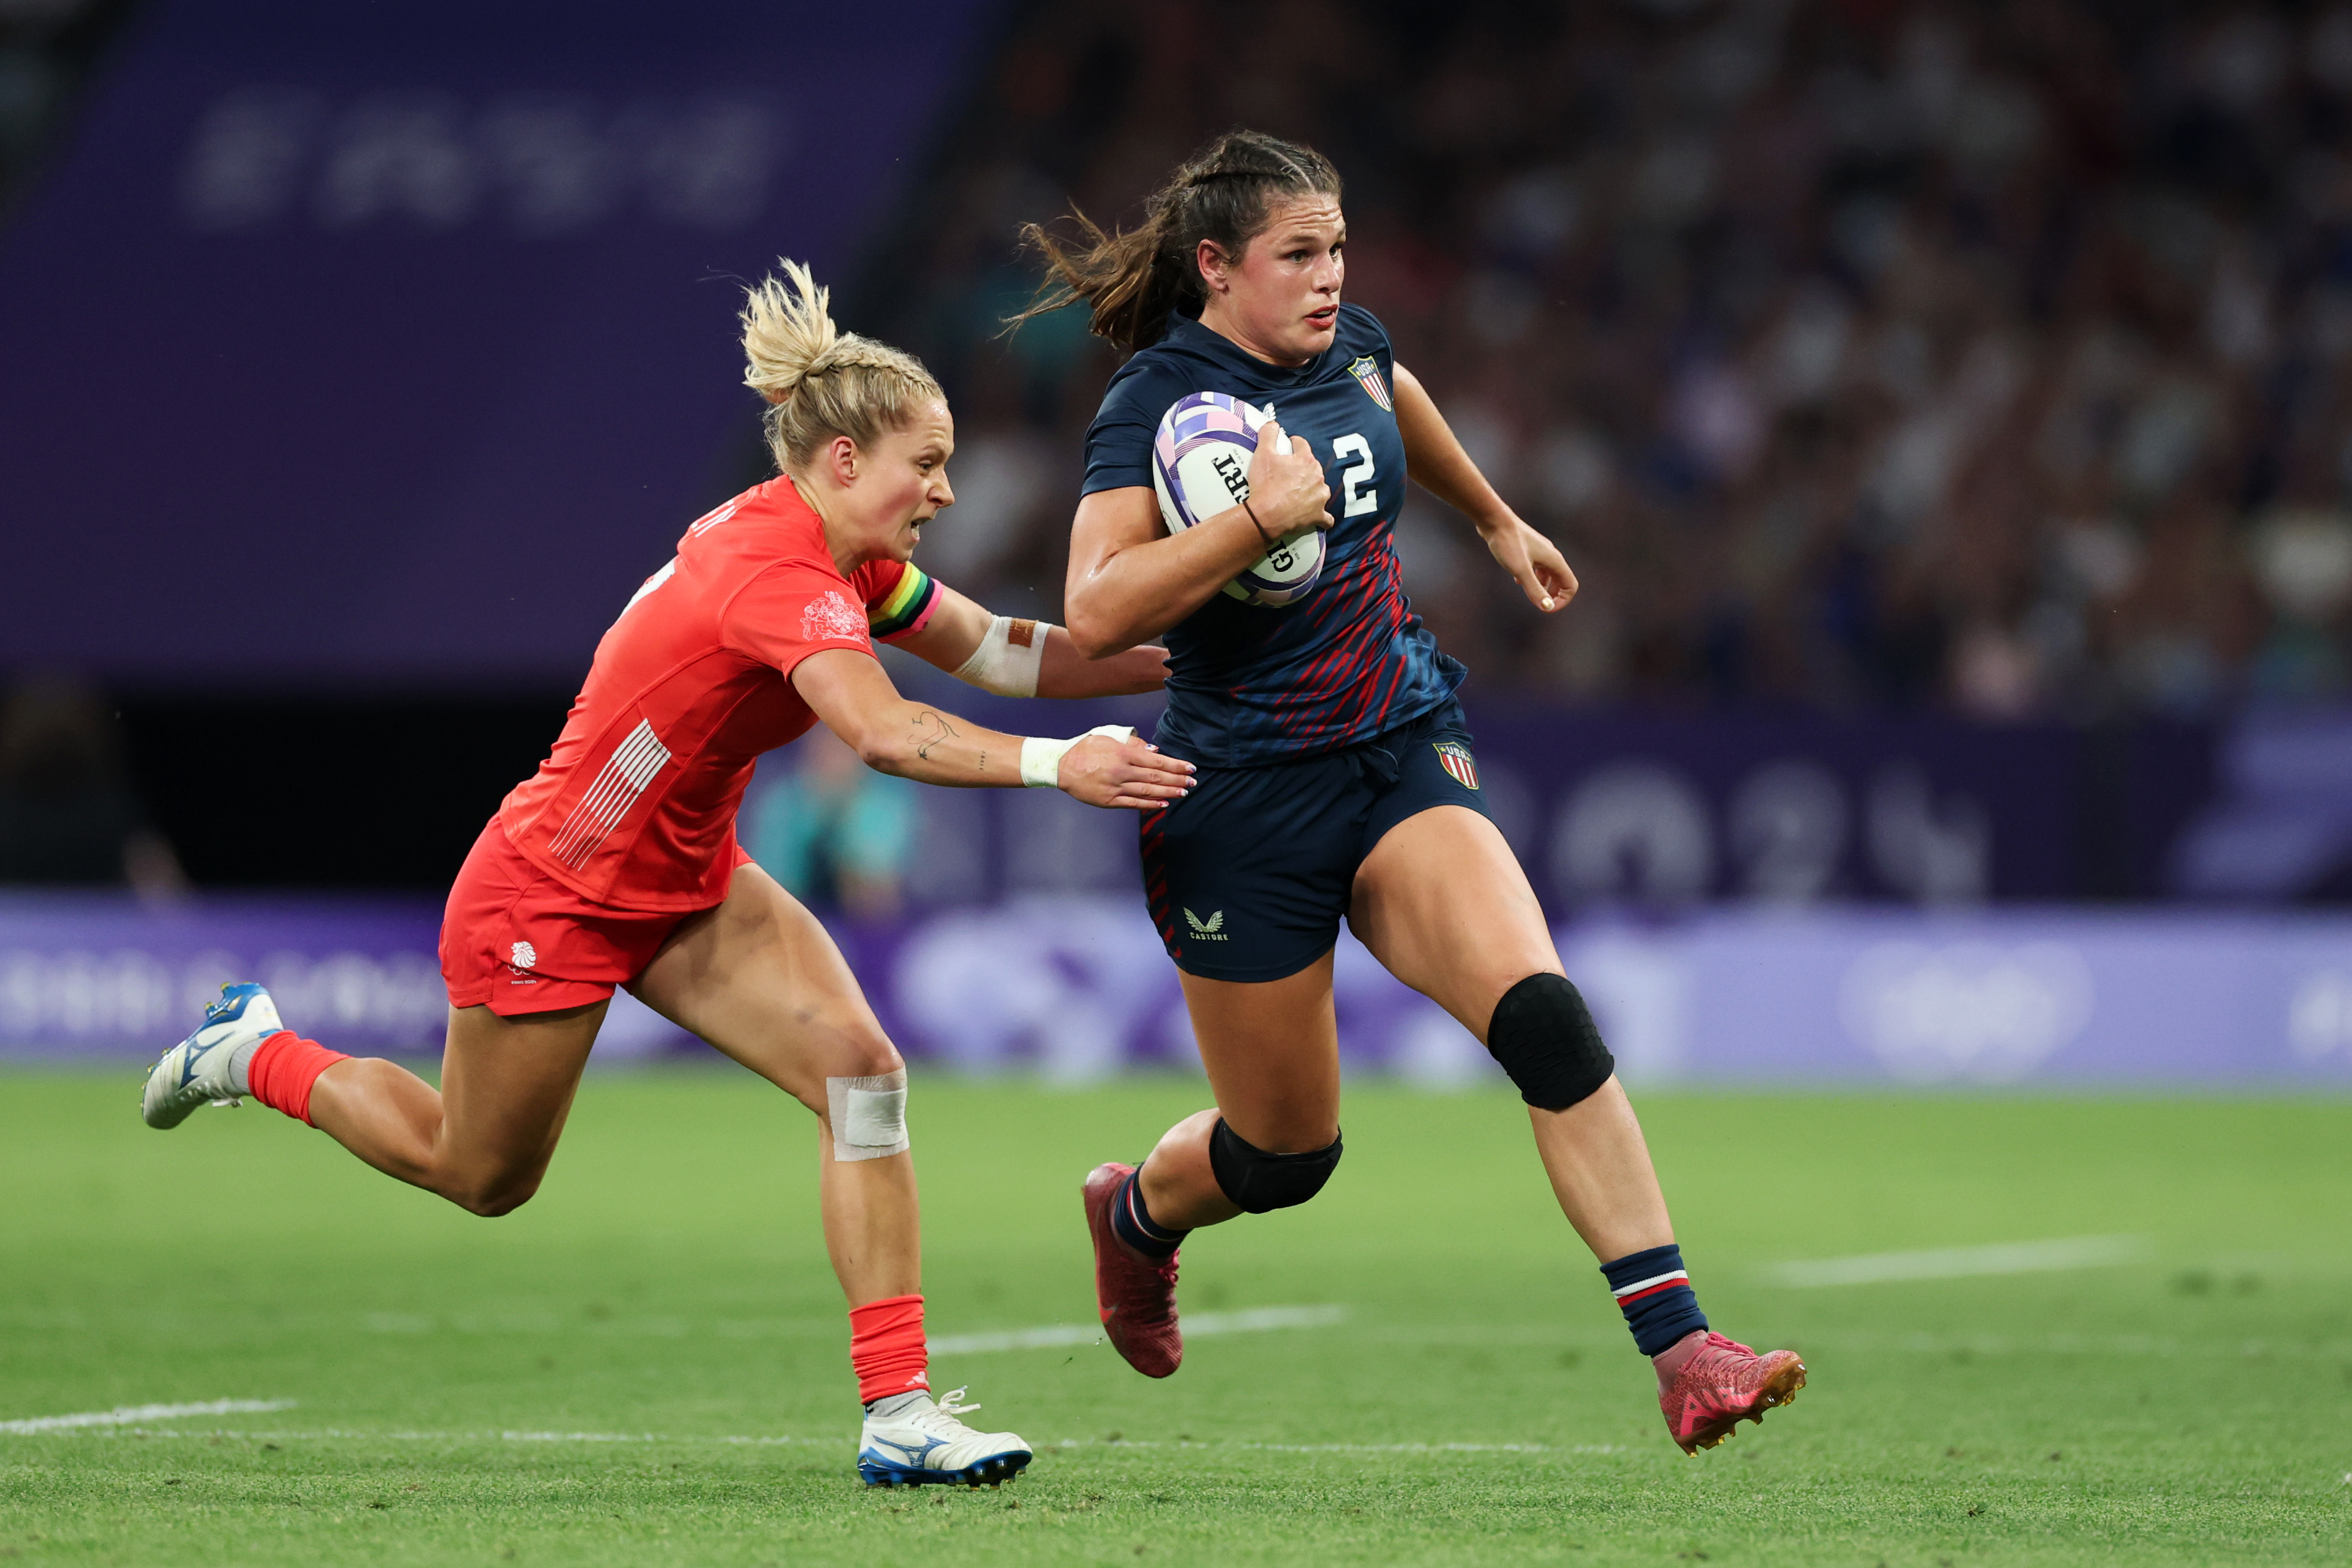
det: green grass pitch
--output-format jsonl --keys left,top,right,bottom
{"left": 2, "top": 1069, "right": 2347, "bottom": 1566}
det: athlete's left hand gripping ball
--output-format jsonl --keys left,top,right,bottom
{"left": 1058, "top": 730, "right": 1195, "bottom": 811}
{"left": 1151, "top": 391, "right": 1330, "bottom": 607}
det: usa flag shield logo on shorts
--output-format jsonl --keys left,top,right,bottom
{"left": 1346, "top": 355, "right": 1393, "bottom": 412}
{"left": 1433, "top": 741, "right": 1479, "bottom": 790}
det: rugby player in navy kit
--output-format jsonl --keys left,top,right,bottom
{"left": 1014, "top": 131, "right": 1807, "bottom": 1454}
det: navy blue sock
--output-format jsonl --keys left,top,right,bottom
{"left": 1109, "top": 1168, "right": 1186, "bottom": 1258}
{"left": 1601, "top": 1244, "right": 1709, "bottom": 1356}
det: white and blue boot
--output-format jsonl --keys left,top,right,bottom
{"left": 855, "top": 1387, "right": 1032, "bottom": 1488}
{"left": 141, "top": 982, "right": 283, "bottom": 1129}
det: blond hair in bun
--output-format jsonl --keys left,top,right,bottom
{"left": 741, "top": 258, "right": 942, "bottom": 473}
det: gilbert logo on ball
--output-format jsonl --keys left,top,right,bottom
{"left": 1150, "top": 391, "right": 1325, "bottom": 607}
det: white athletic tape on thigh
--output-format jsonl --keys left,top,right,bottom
{"left": 1018, "top": 724, "right": 1137, "bottom": 788}
{"left": 952, "top": 615, "right": 1050, "bottom": 697}
{"left": 827, "top": 1070, "right": 909, "bottom": 1161}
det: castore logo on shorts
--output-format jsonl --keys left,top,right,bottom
{"left": 1184, "top": 909, "right": 1228, "bottom": 941}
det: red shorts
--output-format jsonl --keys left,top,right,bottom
{"left": 439, "top": 818, "right": 753, "bottom": 1016}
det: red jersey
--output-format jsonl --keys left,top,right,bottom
{"left": 498, "top": 476, "right": 941, "bottom": 911}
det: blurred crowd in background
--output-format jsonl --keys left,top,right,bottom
{"left": 1, "top": 0, "right": 155, "bottom": 902}
{"left": 0, "top": 0, "right": 130, "bottom": 212}
{"left": 0, "top": 677, "right": 184, "bottom": 895}
{"left": 860, "top": 0, "right": 2352, "bottom": 719}
{"left": 13, "top": 0, "right": 2352, "bottom": 903}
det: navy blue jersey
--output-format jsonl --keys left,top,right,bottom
{"left": 1082, "top": 304, "right": 1465, "bottom": 766}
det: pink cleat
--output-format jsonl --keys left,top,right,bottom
{"left": 1082, "top": 1162, "right": 1183, "bottom": 1378}
{"left": 1658, "top": 1332, "right": 1807, "bottom": 1454}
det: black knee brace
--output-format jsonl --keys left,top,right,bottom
{"left": 1207, "top": 1118, "right": 1342, "bottom": 1213}
{"left": 1486, "top": 973, "right": 1615, "bottom": 1111}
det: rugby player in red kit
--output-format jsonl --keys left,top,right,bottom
{"left": 141, "top": 260, "right": 1193, "bottom": 1488}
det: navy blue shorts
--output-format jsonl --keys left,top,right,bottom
{"left": 1138, "top": 701, "right": 1492, "bottom": 982}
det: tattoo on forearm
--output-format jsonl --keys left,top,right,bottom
{"left": 912, "top": 710, "right": 957, "bottom": 761}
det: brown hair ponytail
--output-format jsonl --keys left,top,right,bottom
{"left": 1010, "top": 129, "right": 1342, "bottom": 352}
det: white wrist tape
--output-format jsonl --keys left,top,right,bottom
{"left": 827, "top": 1069, "right": 909, "bottom": 1162}
{"left": 1018, "top": 724, "right": 1137, "bottom": 789}
{"left": 952, "top": 615, "right": 1050, "bottom": 697}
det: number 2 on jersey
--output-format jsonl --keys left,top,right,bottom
{"left": 1332, "top": 433, "right": 1378, "bottom": 517}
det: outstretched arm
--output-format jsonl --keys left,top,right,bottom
{"left": 790, "top": 647, "right": 1192, "bottom": 809}
{"left": 893, "top": 580, "right": 1169, "bottom": 696}
{"left": 1392, "top": 362, "right": 1578, "bottom": 615}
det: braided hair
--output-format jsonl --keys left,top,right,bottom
{"left": 741, "top": 258, "right": 944, "bottom": 474}
{"left": 1010, "top": 129, "right": 1343, "bottom": 352}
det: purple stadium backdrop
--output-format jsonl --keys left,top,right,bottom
{"left": 7, "top": 2, "right": 2347, "bottom": 1086}
{"left": 6, "top": 889, "right": 2350, "bottom": 1087}
{"left": 0, "top": 0, "right": 995, "bottom": 687}
{"left": 6, "top": 687, "right": 2343, "bottom": 1079}
{"left": 858, "top": 680, "right": 2239, "bottom": 905}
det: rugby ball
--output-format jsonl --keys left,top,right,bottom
{"left": 1150, "top": 391, "right": 1324, "bottom": 607}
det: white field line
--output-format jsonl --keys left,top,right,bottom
{"left": 1047, "top": 1437, "right": 1625, "bottom": 1456}
{"left": 1801, "top": 1329, "right": 2350, "bottom": 1359}
{"left": 22, "top": 1426, "right": 1622, "bottom": 1458}
{"left": 348, "top": 1306, "right": 1346, "bottom": 1350}
{"left": 1763, "top": 1234, "right": 2149, "bottom": 1288}
{"left": 929, "top": 1304, "right": 1346, "bottom": 1356}
{"left": 0, "top": 1399, "right": 295, "bottom": 1434}
{"left": 10, "top": 1428, "right": 812, "bottom": 1445}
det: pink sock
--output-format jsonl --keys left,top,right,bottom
{"left": 848, "top": 1294, "right": 930, "bottom": 1405}
{"left": 246, "top": 1031, "right": 349, "bottom": 1126}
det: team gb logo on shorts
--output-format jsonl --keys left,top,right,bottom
{"left": 509, "top": 940, "right": 538, "bottom": 971}
{"left": 802, "top": 590, "right": 869, "bottom": 644}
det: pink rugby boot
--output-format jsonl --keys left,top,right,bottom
{"left": 1658, "top": 1332, "right": 1807, "bottom": 1454}
{"left": 1082, "top": 1162, "right": 1183, "bottom": 1378}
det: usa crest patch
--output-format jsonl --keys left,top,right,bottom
{"left": 1346, "top": 355, "right": 1393, "bottom": 412}
{"left": 1433, "top": 741, "right": 1479, "bottom": 790}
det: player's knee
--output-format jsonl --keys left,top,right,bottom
{"left": 1208, "top": 1118, "right": 1342, "bottom": 1213}
{"left": 833, "top": 1030, "right": 902, "bottom": 1084}
{"left": 818, "top": 1050, "right": 911, "bottom": 1161}
{"left": 791, "top": 1031, "right": 901, "bottom": 1117}
{"left": 1485, "top": 972, "right": 1615, "bottom": 1112}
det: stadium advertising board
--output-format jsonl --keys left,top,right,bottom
{"left": 9, "top": 891, "right": 2348, "bottom": 1087}
{"left": 877, "top": 684, "right": 2216, "bottom": 906}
